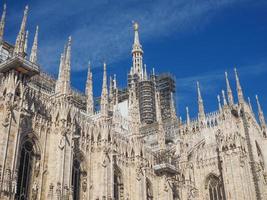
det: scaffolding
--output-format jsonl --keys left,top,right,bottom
{"left": 138, "top": 80, "right": 156, "bottom": 124}
{"left": 156, "top": 73, "right": 176, "bottom": 120}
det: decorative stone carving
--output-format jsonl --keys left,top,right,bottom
{"left": 31, "top": 181, "right": 39, "bottom": 200}
{"left": 3, "top": 169, "right": 11, "bottom": 194}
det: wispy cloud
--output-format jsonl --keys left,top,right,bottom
{"left": 5, "top": 0, "right": 249, "bottom": 73}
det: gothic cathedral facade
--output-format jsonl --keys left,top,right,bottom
{"left": 0, "top": 4, "right": 267, "bottom": 200}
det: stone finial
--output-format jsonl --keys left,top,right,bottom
{"left": 30, "top": 25, "right": 39, "bottom": 63}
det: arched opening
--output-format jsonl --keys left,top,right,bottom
{"left": 16, "top": 141, "right": 34, "bottom": 200}
{"left": 72, "top": 159, "right": 81, "bottom": 200}
{"left": 205, "top": 174, "right": 224, "bottom": 200}
{"left": 114, "top": 165, "right": 123, "bottom": 200}
{"left": 146, "top": 178, "right": 153, "bottom": 200}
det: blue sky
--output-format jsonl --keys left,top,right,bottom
{"left": 3, "top": 0, "right": 267, "bottom": 119}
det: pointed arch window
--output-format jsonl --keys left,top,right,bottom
{"left": 114, "top": 165, "right": 123, "bottom": 200}
{"left": 206, "top": 174, "right": 224, "bottom": 200}
{"left": 72, "top": 159, "right": 81, "bottom": 200}
{"left": 16, "top": 141, "right": 34, "bottom": 200}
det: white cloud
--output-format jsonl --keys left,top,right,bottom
{"left": 6, "top": 0, "right": 249, "bottom": 73}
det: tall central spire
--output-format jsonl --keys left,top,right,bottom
{"left": 14, "top": 5, "right": 29, "bottom": 55}
{"left": 131, "top": 22, "right": 143, "bottom": 78}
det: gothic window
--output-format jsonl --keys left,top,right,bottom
{"left": 16, "top": 141, "right": 34, "bottom": 200}
{"left": 114, "top": 166, "right": 123, "bottom": 200}
{"left": 72, "top": 159, "right": 81, "bottom": 200}
{"left": 206, "top": 174, "right": 224, "bottom": 200}
{"left": 146, "top": 178, "right": 153, "bottom": 200}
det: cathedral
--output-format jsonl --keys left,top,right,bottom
{"left": 0, "top": 4, "right": 267, "bottom": 200}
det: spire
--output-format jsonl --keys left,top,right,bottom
{"left": 222, "top": 90, "right": 227, "bottom": 106}
{"left": 55, "top": 53, "right": 64, "bottom": 93}
{"left": 132, "top": 21, "right": 143, "bottom": 78}
{"left": 156, "top": 91, "right": 162, "bottom": 123}
{"left": 24, "top": 30, "right": 29, "bottom": 54}
{"left": 197, "top": 81, "right": 205, "bottom": 121}
{"left": 143, "top": 64, "right": 148, "bottom": 80}
{"left": 186, "top": 106, "right": 190, "bottom": 126}
{"left": 55, "top": 37, "right": 71, "bottom": 95}
{"left": 63, "top": 36, "right": 71, "bottom": 94}
{"left": 114, "top": 74, "right": 117, "bottom": 89}
{"left": 248, "top": 97, "right": 253, "bottom": 112}
{"left": 0, "top": 4, "right": 7, "bottom": 42}
{"left": 170, "top": 92, "right": 177, "bottom": 120}
{"left": 217, "top": 95, "right": 222, "bottom": 112}
{"left": 109, "top": 75, "right": 114, "bottom": 111}
{"left": 129, "top": 79, "right": 140, "bottom": 135}
{"left": 234, "top": 68, "right": 244, "bottom": 104}
{"left": 114, "top": 74, "right": 118, "bottom": 106}
{"left": 14, "top": 5, "right": 29, "bottom": 55}
{"left": 86, "top": 61, "right": 94, "bottom": 115}
{"left": 101, "top": 62, "right": 109, "bottom": 117}
{"left": 256, "top": 95, "right": 266, "bottom": 131}
{"left": 156, "top": 91, "right": 165, "bottom": 150}
{"left": 225, "top": 71, "right": 234, "bottom": 106}
{"left": 30, "top": 26, "right": 38, "bottom": 63}
{"left": 132, "top": 22, "right": 142, "bottom": 50}
{"left": 109, "top": 75, "right": 113, "bottom": 99}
